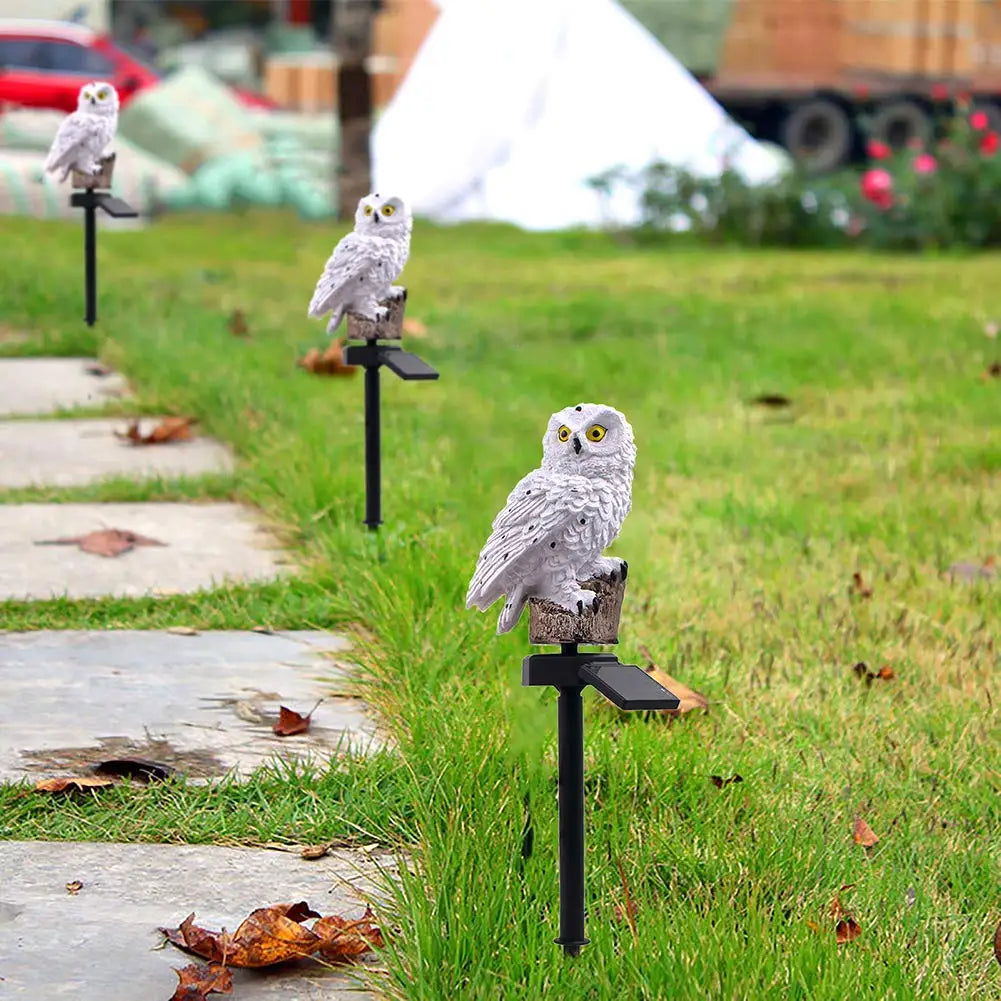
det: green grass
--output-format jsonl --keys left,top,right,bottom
{"left": 2, "top": 212, "right": 1001, "bottom": 999}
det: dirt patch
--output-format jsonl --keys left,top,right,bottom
{"left": 20, "top": 735, "right": 226, "bottom": 780}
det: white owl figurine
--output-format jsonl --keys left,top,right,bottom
{"left": 44, "top": 81, "right": 119, "bottom": 183}
{"left": 308, "top": 193, "right": 412, "bottom": 334}
{"left": 466, "top": 403, "right": 636, "bottom": 635}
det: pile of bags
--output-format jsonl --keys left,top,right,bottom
{"left": 0, "top": 67, "right": 338, "bottom": 220}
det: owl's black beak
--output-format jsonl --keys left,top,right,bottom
{"left": 88, "top": 97, "right": 96, "bottom": 105}
{"left": 372, "top": 213, "right": 379, "bottom": 224}
{"left": 572, "top": 435, "right": 582, "bottom": 454}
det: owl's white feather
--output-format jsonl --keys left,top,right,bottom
{"left": 466, "top": 403, "right": 636, "bottom": 634}
{"left": 44, "top": 82, "right": 118, "bottom": 183}
{"left": 308, "top": 193, "right": 412, "bottom": 333}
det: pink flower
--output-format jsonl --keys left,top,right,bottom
{"left": 913, "top": 153, "right": 937, "bottom": 174}
{"left": 867, "top": 139, "right": 891, "bottom": 160}
{"left": 980, "top": 130, "right": 1000, "bottom": 155}
{"left": 971, "top": 110, "right": 990, "bottom": 130}
{"left": 861, "top": 168, "right": 894, "bottom": 210}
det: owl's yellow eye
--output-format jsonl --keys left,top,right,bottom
{"left": 382, "top": 204, "right": 396, "bottom": 217}
{"left": 364, "top": 205, "right": 374, "bottom": 216}
{"left": 97, "top": 88, "right": 109, "bottom": 100}
{"left": 586, "top": 425, "right": 607, "bottom": 442}
{"left": 557, "top": 425, "right": 571, "bottom": 442}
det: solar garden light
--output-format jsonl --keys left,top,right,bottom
{"left": 69, "top": 154, "right": 138, "bottom": 326}
{"left": 341, "top": 290, "right": 439, "bottom": 529}
{"left": 523, "top": 579, "right": 679, "bottom": 955}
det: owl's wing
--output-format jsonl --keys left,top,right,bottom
{"left": 307, "top": 232, "right": 370, "bottom": 316}
{"left": 44, "top": 113, "right": 91, "bottom": 172}
{"left": 465, "top": 469, "right": 587, "bottom": 610}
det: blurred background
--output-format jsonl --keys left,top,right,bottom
{"left": 3, "top": 0, "right": 1001, "bottom": 245}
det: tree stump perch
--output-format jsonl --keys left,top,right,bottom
{"left": 529, "top": 577, "right": 625, "bottom": 646}
{"left": 346, "top": 291, "right": 406, "bottom": 341}
{"left": 71, "top": 154, "right": 116, "bottom": 191}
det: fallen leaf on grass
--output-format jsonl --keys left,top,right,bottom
{"left": 298, "top": 340, "right": 357, "bottom": 376}
{"left": 300, "top": 844, "right": 330, "bottom": 861}
{"left": 34, "top": 528, "right": 166, "bottom": 558}
{"left": 161, "top": 902, "right": 383, "bottom": 967}
{"left": 35, "top": 775, "right": 115, "bottom": 793}
{"left": 853, "top": 816, "right": 880, "bottom": 847}
{"left": 851, "top": 571, "right": 873, "bottom": 598}
{"left": 273, "top": 699, "right": 322, "bottom": 737}
{"left": 830, "top": 884, "right": 862, "bottom": 945}
{"left": 852, "top": 662, "right": 894, "bottom": 685}
{"left": 116, "top": 416, "right": 197, "bottom": 445}
{"left": 983, "top": 361, "right": 1001, "bottom": 379}
{"left": 748, "top": 392, "right": 792, "bottom": 408}
{"left": 94, "top": 758, "right": 177, "bottom": 783}
{"left": 170, "top": 963, "right": 233, "bottom": 1000}
{"left": 65, "top": 880, "right": 83, "bottom": 894}
{"left": 401, "top": 317, "right": 428, "bottom": 338}
{"left": 638, "top": 644, "right": 708, "bottom": 716}
{"left": 709, "top": 774, "right": 743, "bottom": 789}
{"left": 227, "top": 309, "right": 249, "bottom": 338}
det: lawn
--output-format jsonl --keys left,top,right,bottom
{"left": 1, "top": 211, "right": 1000, "bottom": 1000}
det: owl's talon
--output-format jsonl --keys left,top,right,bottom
{"left": 387, "top": 286, "right": 407, "bottom": 302}
{"left": 620, "top": 560, "right": 628, "bottom": 582}
{"left": 577, "top": 600, "right": 583, "bottom": 614}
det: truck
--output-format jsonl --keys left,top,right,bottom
{"left": 622, "top": 0, "right": 1001, "bottom": 170}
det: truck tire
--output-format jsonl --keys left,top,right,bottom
{"left": 869, "top": 100, "right": 932, "bottom": 150}
{"left": 780, "top": 99, "right": 853, "bottom": 172}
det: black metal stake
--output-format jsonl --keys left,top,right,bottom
{"left": 522, "top": 645, "right": 680, "bottom": 955}
{"left": 342, "top": 339, "right": 439, "bottom": 530}
{"left": 363, "top": 343, "right": 381, "bottom": 530}
{"left": 82, "top": 192, "right": 97, "bottom": 326}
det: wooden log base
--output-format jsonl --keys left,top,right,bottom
{"left": 529, "top": 577, "right": 625, "bottom": 646}
{"left": 346, "top": 288, "right": 406, "bottom": 341}
{"left": 71, "top": 153, "right": 116, "bottom": 191}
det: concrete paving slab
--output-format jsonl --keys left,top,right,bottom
{"left": 0, "top": 357, "right": 128, "bottom": 416}
{"left": 0, "top": 418, "right": 232, "bottom": 488}
{"left": 0, "top": 503, "right": 288, "bottom": 600}
{"left": 0, "top": 840, "right": 387, "bottom": 999}
{"left": 0, "top": 631, "right": 383, "bottom": 783}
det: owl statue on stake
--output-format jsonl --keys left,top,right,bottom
{"left": 467, "top": 403, "right": 635, "bottom": 634}
{"left": 44, "top": 82, "right": 119, "bottom": 183}
{"left": 308, "top": 193, "right": 412, "bottom": 334}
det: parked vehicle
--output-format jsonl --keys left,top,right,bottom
{"left": 624, "top": 0, "right": 1001, "bottom": 170}
{"left": 0, "top": 19, "right": 274, "bottom": 113}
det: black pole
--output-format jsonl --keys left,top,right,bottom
{"left": 83, "top": 193, "right": 97, "bottom": 326}
{"left": 363, "top": 346, "right": 381, "bottom": 529}
{"left": 555, "top": 637, "right": 588, "bottom": 956}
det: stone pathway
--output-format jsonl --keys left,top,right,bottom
{"left": 0, "top": 631, "right": 382, "bottom": 783}
{"left": 0, "top": 357, "right": 128, "bottom": 416}
{"left": 0, "top": 841, "right": 388, "bottom": 999}
{"left": 0, "top": 418, "right": 233, "bottom": 488}
{"left": 0, "top": 502, "right": 287, "bottom": 600}
{"left": 0, "top": 357, "right": 388, "bottom": 997}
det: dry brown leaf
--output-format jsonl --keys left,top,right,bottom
{"left": 851, "top": 571, "right": 873, "bottom": 598}
{"left": 852, "top": 662, "right": 895, "bottom": 685}
{"left": 638, "top": 644, "right": 708, "bottom": 716}
{"left": 161, "top": 901, "right": 380, "bottom": 968}
{"left": 709, "top": 774, "right": 743, "bottom": 789}
{"left": 65, "top": 880, "right": 83, "bottom": 894}
{"left": 853, "top": 816, "right": 880, "bottom": 847}
{"left": 273, "top": 699, "right": 321, "bottom": 737}
{"left": 167, "top": 626, "right": 200, "bottom": 636}
{"left": 401, "top": 316, "right": 428, "bottom": 338}
{"left": 298, "top": 340, "right": 357, "bottom": 376}
{"left": 300, "top": 844, "right": 330, "bottom": 861}
{"left": 35, "top": 776, "right": 115, "bottom": 793}
{"left": 227, "top": 309, "right": 249, "bottom": 338}
{"left": 170, "top": 962, "right": 233, "bottom": 999}
{"left": 116, "top": 416, "right": 197, "bottom": 446}
{"left": 35, "top": 528, "right": 166, "bottom": 558}
{"left": 983, "top": 361, "right": 1001, "bottom": 379}
{"left": 835, "top": 916, "right": 862, "bottom": 944}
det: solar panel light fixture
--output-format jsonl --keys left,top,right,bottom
{"left": 68, "top": 154, "right": 138, "bottom": 326}
{"left": 465, "top": 403, "right": 679, "bottom": 956}
{"left": 340, "top": 289, "right": 440, "bottom": 529}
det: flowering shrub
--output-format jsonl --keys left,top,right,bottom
{"left": 594, "top": 102, "right": 1001, "bottom": 250}
{"left": 855, "top": 102, "right": 1001, "bottom": 249}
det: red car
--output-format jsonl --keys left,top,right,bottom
{"left": 0, "top": 18, "right": 274, "bottom": 112}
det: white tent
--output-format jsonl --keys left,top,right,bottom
{"left": 372, "top": 0, "right": 787, "bottom": 231}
